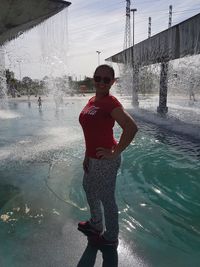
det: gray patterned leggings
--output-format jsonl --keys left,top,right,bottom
{"left": 83, "top": 156, "right": 121, "bottom": 241}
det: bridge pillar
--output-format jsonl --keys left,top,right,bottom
{"left": 157, "top": 61, "right": 169, "bottom": 114}
{"left": 132, "top": 64, "right": 139, "bottom": 107}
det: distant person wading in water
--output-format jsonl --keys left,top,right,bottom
{"left": 38, "top": 97, "right": 42, "bottom": 108}
{"left": 78, "top": 64, "right": 138, "bottom": 247}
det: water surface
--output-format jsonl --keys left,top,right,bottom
{"left": 0, "top": 96, "right": 200, "bottom": 267}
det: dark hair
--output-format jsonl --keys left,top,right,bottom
{"left": 94, "top": 64, "right": 115, "bottom": 79}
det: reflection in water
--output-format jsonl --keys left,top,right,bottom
{"left": 77, "top": 243, "right": 98, "bottom": 267}
{"left": 77, "top": 242, "right": 118, "bottom": 267}
{"left": 38, "top": 108, "right": 43, "bottom": 116}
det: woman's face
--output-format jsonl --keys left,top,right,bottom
{"left": 93, "top": 67, "right": 115, "bottom": 95}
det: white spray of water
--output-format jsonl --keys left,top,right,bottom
{"left": 0, "top": 46, "right": 7, "bottom": 104}
{"left": 37, "top": 8, "right": 71, "bottom": 102}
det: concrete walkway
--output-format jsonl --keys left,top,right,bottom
{"left": 123, "top": 94, "right": 200, "bottom": 141}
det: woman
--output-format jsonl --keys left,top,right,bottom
{"left": 78, "top": 64, "right": 138, "bottom": 247}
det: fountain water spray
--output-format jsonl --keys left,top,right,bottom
{"left": 0, "top": 47, "right": 7, "bottom": 104}
{"left": 37, "top": 8, "right": 71, "bottom": 107}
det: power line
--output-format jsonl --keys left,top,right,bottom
{"left": 70, "top": 16, "right": 124, "bottom": 35}
{"left": 136, "top": 7, "right": 200, "bottom": 16}
{"left": 69, "top": 6, "right": 200, "bottom": 31}
{"left": 173, "top": 8, "right": 200, "bottom": 14}
{"left": 70, "top": 1, "right": 124, "bottom": 16}
{"left": 67, "top": 3, "right": 200, "bottom": 53}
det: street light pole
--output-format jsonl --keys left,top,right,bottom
{"left": 130, "top": 8, "right": 137, "bottom": 46}
{"left": 96, "top": 50, "right": 101, "bottom": 66}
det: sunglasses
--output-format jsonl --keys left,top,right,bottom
{"left": 93, "top": 76, "right": 112, "bottom": 84}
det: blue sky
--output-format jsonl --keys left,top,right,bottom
{"left": 4, "top": 0, "right": 200, "bottom": 80}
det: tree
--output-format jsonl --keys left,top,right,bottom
{"left": 5, "top": 69, "right": 14, "bottom": 85}
{"left": 139, "top": 66, "right": 159, "bottom": 95}
{"left": 22, "top": 76, "right": 32, "bottom": 96}
{"left": 76, "top": 77, "right": 94, "bottom": 93}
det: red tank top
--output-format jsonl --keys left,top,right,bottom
{"left": 79, "top": 94, "right": 122, "bottom": 158}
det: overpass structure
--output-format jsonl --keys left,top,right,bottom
{"left": 106, "top": 13, "right": 200, "bottom": 114}
{"left": 0, "top": 0, "right": 71, "bottom": 46}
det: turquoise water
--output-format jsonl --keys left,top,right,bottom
{"left": 0, "top": 97, "right": 200, "bottom": 267}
